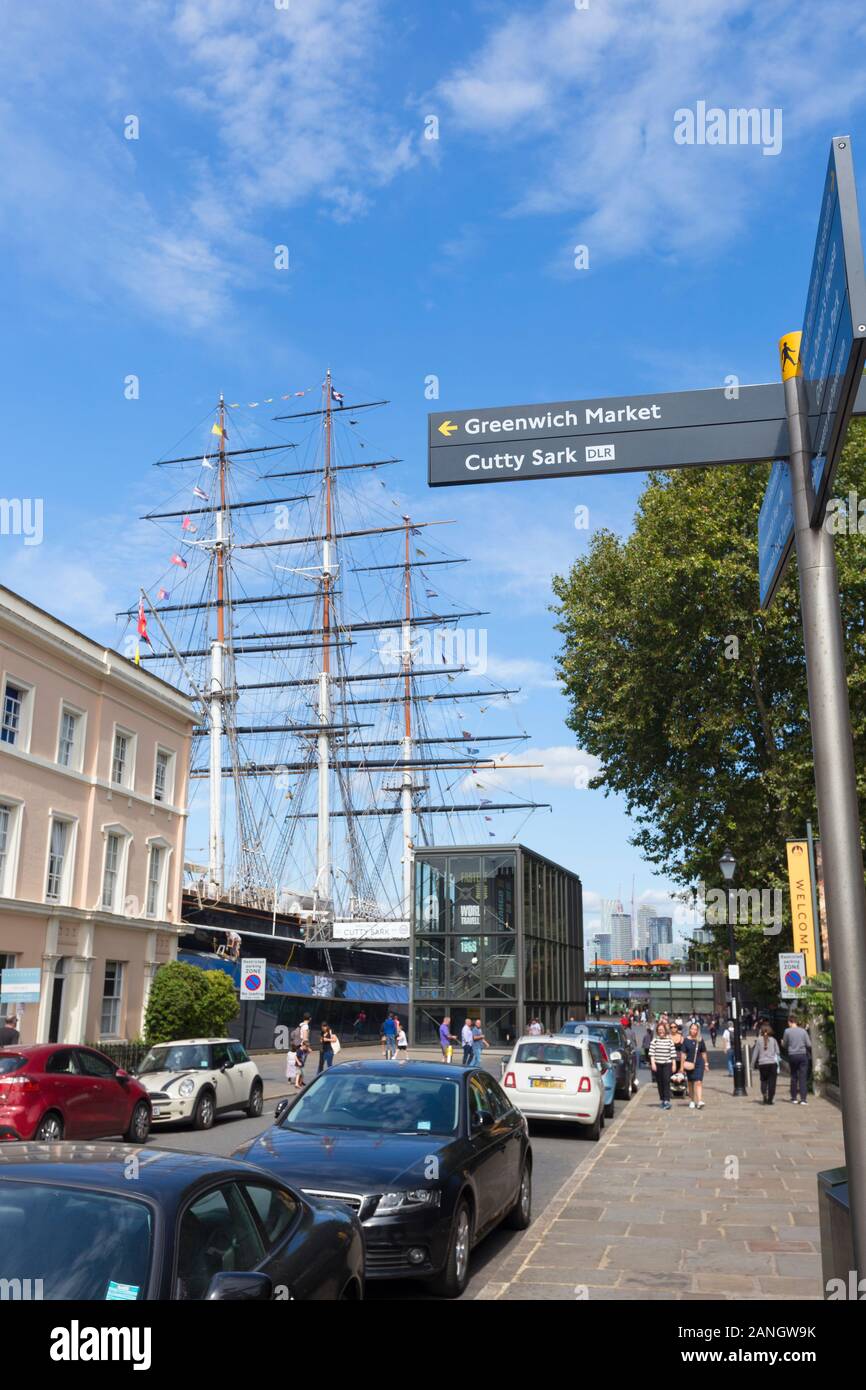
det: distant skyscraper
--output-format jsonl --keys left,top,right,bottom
{"left": 636, "top": 905, "right": 657, "bottom": 958}
{"left": 650, "top": 916, "right": 673, "bottom": 960}
{"left": 592, "top": 933, "right": 612, "bottom": 961}
{"left": 609, "top": 914, "right": 632, "bottom": 961}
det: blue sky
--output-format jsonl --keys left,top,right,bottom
{"left": 3, "top": 0, "right": 866, "bottom": 939}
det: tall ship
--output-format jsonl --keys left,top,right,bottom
{"left": 123, "top": 376, "right": 549, "bottom": 1032}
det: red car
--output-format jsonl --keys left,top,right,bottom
{"left": 0, "top": 1045, "right": 151, "bottom": 1143}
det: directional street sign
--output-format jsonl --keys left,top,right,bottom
{"left": 429, "top": 384, "right": 791, "bottom": 487}
{"left": 758, "top": 458, "right": 795, "bottom": 607}
{"left": 800, "top": 138, "right": 866, "bottom": 524}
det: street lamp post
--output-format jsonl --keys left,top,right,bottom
{"left": 719, "top": 849, "right": 747, "bottom": 1096}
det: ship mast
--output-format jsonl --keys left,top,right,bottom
{"left": 316, "top": 372, "right": 335, "bottom": 919}
{"left": 401, "top": 516, "right": 413, "bottom": 915}
{"left": 208, "top": 394, "right": 228, "bottom": 893}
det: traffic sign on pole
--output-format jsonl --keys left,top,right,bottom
{"left": 240, "top": 957, "right": 267, "bottom": 1000}
{"left": 779, "top": 951, "right": 807, "bottom": 1000}
{"left": 799, "top": 138, "right": 866, "bottom": 524}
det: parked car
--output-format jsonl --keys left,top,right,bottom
{"left": 135, "top": 1038, "right": 263, "bottom": 1130}
{"left": 585, "top": 1037, "right": 616, "bottom": 1118}
{"left": 234, "top": 1059, "right": 532, "bottom": 1299}
{"left": 561, "top": 1020, "right": 638, "bottom": 1099}
{"left": 0, "top": 1143, "right": 364, "bottom": 1300}
{"left": 0, "top": 1045, "right": 151, "bottom": 1143}
{"left": 501, "top": 1035, "right": 606, "bottom": 1138}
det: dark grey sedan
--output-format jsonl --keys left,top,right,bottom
{"left": 0, "top": 1142, "right": 364, "bottom": 1300}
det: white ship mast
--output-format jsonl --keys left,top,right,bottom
{"left": 208, "top": 393, "right": 228, "bottom": 893}
{"left": 316, "top": 372, "right": 335, "bottom": 922}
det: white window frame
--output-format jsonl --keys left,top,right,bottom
{"left": 100, "top": 822, "right": 132, "bottom": 915}
{"left": 44, "top": 813, "right": 78, "bottom": 907}
{"left": 153, "top": 746, "right": 176, "bottom": 804}
{"left": 110, "top": 725, "right": 137, "bottom": 791}
{"left": 144, "top": 836, "right": 171, "bottom": 920}
{"left": 100, "top": 960, "right": 126, "bottom": 1039}
{"left": 0, "top": 675, "right": 34, "bottom": 753}
{"left": 0, "top": 798, "right": 24, "bottom": 898}
{"left": 56, "top": 701, "right": 86, "bottom": 773}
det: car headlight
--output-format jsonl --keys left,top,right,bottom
{"left": 177, "top": 1078, "right": 195, "bottom": 1097}
{"left": 609, "top": 1050, "right": 622, "bottom": 1061}
{"left": 377, "top": 1190, "right": 441, "bottom": 1211}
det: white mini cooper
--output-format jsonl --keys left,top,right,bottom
{"left": 136, "top": 1038, "right": 264, "bottom": 1130}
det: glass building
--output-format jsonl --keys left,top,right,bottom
{"left": 411, "top": 843, "right": 584, "bottom": 1047}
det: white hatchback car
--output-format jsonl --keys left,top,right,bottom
{"left": 136, "top": 1038, "right": 263, "bottom": 1130}
{"left": 501, "top": 1034, "right": 606, "bottom": 1139}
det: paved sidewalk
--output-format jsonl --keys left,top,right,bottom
{"left": 476, "top": 1061, "right": 844, "bottom": 1301}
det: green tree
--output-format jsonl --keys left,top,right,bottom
{"left": 552, "top": 421, "right": 866, "bottom": 1000}
{"left": 144, "top": 961, "right": 239, "bottom": 1044}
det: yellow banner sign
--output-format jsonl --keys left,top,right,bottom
{"left": 786, "top": 840, "right": 818, "bottom": 978}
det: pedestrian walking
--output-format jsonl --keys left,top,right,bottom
{"left": 460, "top": 1017, "right": 474, "bottom": 1066}
{"left": 649, "top": 1022, "right": 677, "bottom": 1109}
{"left": 752, "top": 1024, "right": 781, "bottom": 1103}
{"left": 396, "top": 1024, "right": 408, "bottom": 1060}
{"left": 381, "top": 1011, "right": 397, "bottom": 1060}
{"left": 471, "top": 1018, "right": 488, "bottom": 1067}
{"left": 782, "top": 1015, "right": 812, "bottom": 1105}
{"left": 528, "top": 1017, "right": 543, "bottom": 1036}
{"left": 317, "top": 1021, "right": 335, "bottom": 1072}
{"left": 0, "top": 1014, "right": 20, "bottom": 1046}
{"left": 288, "top": 1038, "right": 310, "bottom": 1089}
{"left": 641, "top": 1025, "right": 653, "bottom": 1069}
{"left": 353, "top": 1010, "right": 366, "bottom": 1040}
{"left": 709, "top": 1016, "right": 718, "bottom": 1047}
{"left": 722, "top": 1020, "right": 735, "bottom": 1076}
{"left": 680, "top": 1022, "right": 708, "bottom": 1109}
{"left": 439, "top": 1016, "right": 456, "bottom": 1063}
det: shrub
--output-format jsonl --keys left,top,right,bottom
{"left": 798, "top": 971, "right": 837, "bottom": 1082}
{"left": 144, "top": 961, "right": 238, "bottom": 1044}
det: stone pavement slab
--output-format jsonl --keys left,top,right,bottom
{"left": 475, "top": 1061, "right": 844, "bottom": 1301}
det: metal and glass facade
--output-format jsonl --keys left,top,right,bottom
{"left": 411, "top": 843, "right": 584, "bottom": 1047}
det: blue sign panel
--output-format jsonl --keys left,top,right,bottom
{"left": 799, "top": 138, "right": 866, "bottom": 523}
{"left": 758, "top": 459, "right": 794, "bottom": 608}
{"left": 0, "top": 967, "right": 41, "bottom": 1004}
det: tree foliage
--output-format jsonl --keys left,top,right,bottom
{"left": 144, "top": 961, "right": 239, "bottom": 1044}
{"left": 552, "top": 421, "right": 866, "bottom": 999}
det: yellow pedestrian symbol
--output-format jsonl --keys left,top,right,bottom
{"left": 779, "top": 330, "right": 802, "bottom": 380}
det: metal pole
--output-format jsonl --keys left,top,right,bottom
{"left": 784, "top": 341, "right": 866, "bottom": 1279}
{"left": 725, "top": 904, "right": 747, "bottom": 1095}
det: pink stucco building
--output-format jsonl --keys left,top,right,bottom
{"left": 0, "top": 586, "right": 195, "bottom": 1044}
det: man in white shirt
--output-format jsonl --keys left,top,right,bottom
{"left": 460, "top": 1019, "right": 474, "bottom": 1066}
{"left": 722, "top": 1023, "right": 734, "bottom": 1075}
{"left": 528, "top": 1018, "right": 543, "bottom": 1036}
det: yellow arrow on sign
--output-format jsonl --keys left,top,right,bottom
{"left": 437, "top": 419, "right": 459, "bottom": 437}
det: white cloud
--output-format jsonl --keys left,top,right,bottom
{"left": 0, "top": 0, "right": 417, "bottom": 328}
{"left": 463, "top": 743, "right": 599, "bottom": 791}
{"left": 437, "top": 0, "right": 866, "bottom": 263}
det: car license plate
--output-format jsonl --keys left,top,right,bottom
{"left": 529, "top": 1077, "right": 565, "bottom": 1089}
{"left": 153, "top": 1106, "right": 167, "bottom": 1116}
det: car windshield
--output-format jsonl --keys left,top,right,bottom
{"left": 0, "top": 1054, "right": 25, "bottom": 1075}
{"left": 138, "top": 1044, "right": 211, "bottom": 1075}
{"left": 0, "top": 1181, "right": 152, "bottom": 1299}
{"left": 281, "top": 1071, "right": 460, "bottom": 1136}
{"left": 516, "top": 1043, "right": 583, "bottom": 1067}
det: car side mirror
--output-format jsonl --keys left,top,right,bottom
{"left": 116, "top": 1069, "right": 130, "bottom": 1084}
{"left": 472, "top": 1111, "right": 494, "bottom": 1130}
{"left": 274, "top": 1098, "right": 290, "bottom": 1122}
{"left": 205, "top": 1271, "right": 273, "bottom": 1301}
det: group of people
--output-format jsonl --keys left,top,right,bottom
{"left": 646, "top": 1015, "right": 708, "bottom": 1110}
{"left": 438, "top": 1016, "right": 488, "bottom": 1066}
{"left": 285, "top": 1015, "right": 344, "bottom": 1090}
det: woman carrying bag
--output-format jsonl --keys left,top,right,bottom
{"left": 752, "top": 1024, "right": 781, "bottom": 1103}
{"left": 680, "top": 1022, "right": 708, "bottom": 1109}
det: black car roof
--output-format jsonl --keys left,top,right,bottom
{"left": 0, "top": 1142, "right": 280, "bottom": 1195}
{"left": 316, "top": 1059, "right": 468, "bottom": 1082}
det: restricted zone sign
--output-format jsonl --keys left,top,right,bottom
{"left": 779, "top": 952, "right": 807, "bottom": 1001}
{"left": 240, "top": 957, "right": 267, "bottom": 1001}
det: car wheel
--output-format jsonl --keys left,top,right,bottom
{"left": 36, "top": 1112, "right": 64, "bottom": 1141}
{"left": 605, "top": 1097, "right": 615, "bottom": 1118}
{"left": 427, "top": 1200, "right": 473, "bottom": 1299}
{"left": 125, "top": 1101, "right": 151, "bottom": 1143}
{"left": 247, "top": 1080, "right": 264, "bottom": 1118}
{"left": 585, "top": 1109, "right": 601, "bottom": 1141}
{"left": 192, "top": 1089, "right": 215, "bottom": 1130}
{"left": 504, "top": 1161, "right": 532, "bottom": 1231}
